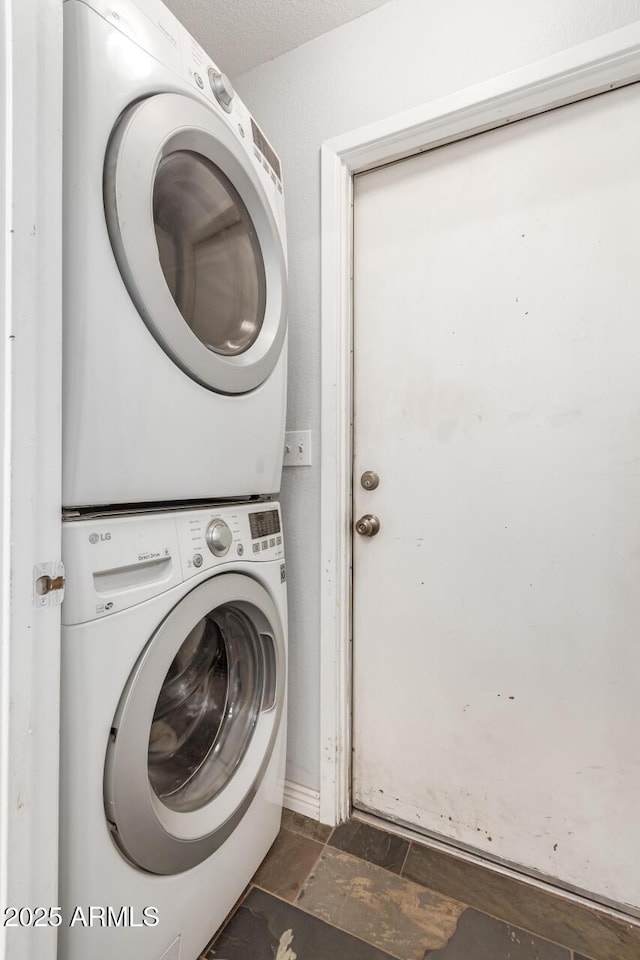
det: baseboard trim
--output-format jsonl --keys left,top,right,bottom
{"left": 283, "top": 780, "right": 321, "bottom": 820}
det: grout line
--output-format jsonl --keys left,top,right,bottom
{"left": 235, "top": 817, "right": 603, "bottom": 960}
{"left": 255, "top": 882, "right": 404, "bottom": 960}
{"left": 252, "top": 879, "right": 300, "bottom": 904}
{"left": 288, "top": 887, "right": 407, "bottom": 960}
{"left": 354, "top": 813, "right": 634, "bottom": 958}
{"left": 216, "top": 839, "right": 574, "bottom": 960}
{"left": 390, "top": 827, "right": 600, "bottom": 956}
{"left": 201, "top": 882, "right": 255, "bottom": 957}
{"left": 287, "top": 829, "right": 408, "bottom": 960}
{"left": 291, "top": 842, "right": 463, "bottom": 960}
{"left": 399, "top": 839, "right": 412, "bottom": 877}
{"left": 282, "top": 817, "right": 335, "bottom": 847}
{"left": 294, "top": 836, "right": 329, "bottom": 898}
{"left": 353, "top": 809, "right": 640, "bottom": 926}
{"left": 253, "top": 882, "right": 305, "bottom": 907}
{"left": 397, "top": 862, "right": 600, "bottom": 957}
{"left": 401, "top": 878, "right": 590, "bottom": 956}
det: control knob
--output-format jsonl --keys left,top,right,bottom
{"left": 206, "top": 519, "right": 232, "bottom": 557}
{"left": 208, "top": 69, "right": 234, "bottom": 112}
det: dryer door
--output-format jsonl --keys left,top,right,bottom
{"left": 104, "top": 573, "right": 285, "bottom": 875}
{"left": 104, "top": 93, "right": 287, "bottom": 394}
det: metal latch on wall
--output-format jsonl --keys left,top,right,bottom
{"left": 33, "top": 560, "right": 66, "bottom": 608}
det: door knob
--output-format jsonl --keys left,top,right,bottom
{"left": 355, "top": 514, "right": 380, "bottom": 537}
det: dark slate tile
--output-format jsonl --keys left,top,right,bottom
{"left": 281, "top": 807, "right": 333, "bottom": 843}
{"left": 424, "top": 908, "right": 570, "bottom": 960}
{"left": 205, "top": 886, "right": 397, "bottom": 960}
{"left": 403, "top": 843, "right": 640, "bottom": 960}
{"left": 329, "top": 819, "right": 410, "bottom": 873}
{"left": 297, "top": 845, "right": 465, "bottom": 960}
{"left": 252, "top": 828, "right": 324, "bottom": 902}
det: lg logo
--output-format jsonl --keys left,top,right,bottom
{"left": 89, "top": 532, "right": 111, "bottom": 544}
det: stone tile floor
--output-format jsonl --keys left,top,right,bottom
{"left": 202, "top": 812, "right": 640, "bottom": 960}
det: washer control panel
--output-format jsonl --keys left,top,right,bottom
{"left": 176, "top": 504, "right": 284, "bottom": 579}
{"left": 62, "top": 502, "right": 284, "bottom": 624}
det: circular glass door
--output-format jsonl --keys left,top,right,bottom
{"left": 153, "top": 152, "right": 266, "bottom": 357}
{"left": 103, "top": 574, "right": 285, "bottom": 875}
{"left": 148, "top": 605, "right": 264, "bottom": 812}
{"left": 104, "top": 93, "right": 287, "bottom": 395}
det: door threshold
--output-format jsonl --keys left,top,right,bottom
{"left": 351, "top": 807, "right": 640, "bottom": 925}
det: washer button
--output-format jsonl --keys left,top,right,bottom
{"left": 206, "top": 519, "right": 232, "bottom": 557}
{"left": 193, "top": 553, "right": 203, "bottom": 568}
{"left": 237, "top": 543, "right": 244, "bottom": 556}
{"left": 208, "top": 68, "right": 234, "bottom": 112}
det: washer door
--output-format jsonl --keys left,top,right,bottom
{"left": 104, "top": 573, "right": 285, "bottom": 875}
{"left": 104, "top": 93, "right": 287, "bottom": 394}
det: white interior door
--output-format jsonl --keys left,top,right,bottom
{"left": 352, "top": 81, "right": 640, "bottom": 913}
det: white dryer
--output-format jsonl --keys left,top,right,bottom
{"left": 59, "top": 503, "right": 287, "bottom": 960}
{"left": 63, "top": 0, "right": 288, "bottom": 508}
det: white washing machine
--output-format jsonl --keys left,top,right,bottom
{"left": 63, "top": 0, "right": 288, "bottom": 509}
{"left": 59, "top": 502, "right": 287, "bottom": 960}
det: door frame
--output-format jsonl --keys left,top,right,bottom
{"left": 0, "top": 1, "right": 63, "bottom": 958}
{"left": 319, "top": 22, "right": 640, "bottom": 827}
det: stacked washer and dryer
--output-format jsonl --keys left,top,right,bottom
{"left": 60, "top": 2, "right": 288, "bottom": 959}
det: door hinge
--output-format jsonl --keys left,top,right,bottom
{"left": 33, "top": 560, "right": 66, "bottom": 608}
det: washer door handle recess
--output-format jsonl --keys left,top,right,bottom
{"left": 355, "top": 514, "right": 380, "bottom": 538}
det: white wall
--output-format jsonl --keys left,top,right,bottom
{"left": 234, "top": 0, "right": 640, "bottom": 794}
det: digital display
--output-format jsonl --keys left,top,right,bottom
{"left": 251, "top": 119, "right": 282, "bottom": 181}
{"left": 249, "top": 509, "right": 281, "bottom": 540}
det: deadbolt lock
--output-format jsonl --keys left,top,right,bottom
{"left": 355, "top": 514, "right": 380, "bottom": 538}
{"left": 360, "top": 470, "right": 380, "bottom": 490}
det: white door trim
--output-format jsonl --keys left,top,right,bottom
{"left": 319, "top": 21, "right": 640, "bottom": 827}
{"left": 0, "top": 2, "right": 63, "bottom": 957}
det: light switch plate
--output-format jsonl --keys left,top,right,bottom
{"left": 283, "top": 430, "right": 312, "bottom": 466}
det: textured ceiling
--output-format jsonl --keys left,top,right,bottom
{"left": 163, "top": 0, "right": 391, "bottom": 76}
